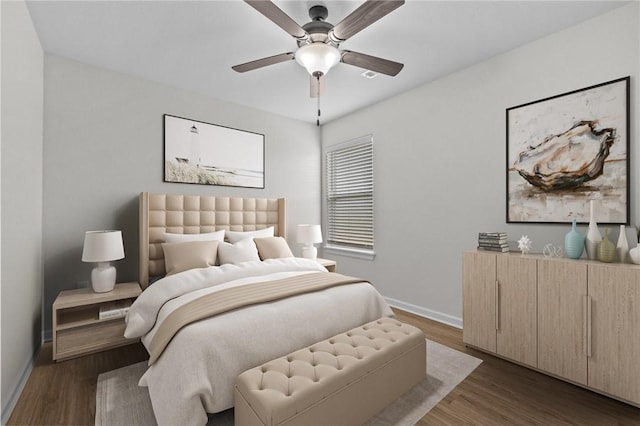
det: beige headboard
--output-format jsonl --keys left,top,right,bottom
{"left": 139, "top": 192, "right": 287, "bottom": 289}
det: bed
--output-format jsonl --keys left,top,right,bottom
{"left": 125, "top": 192, "right": 394, "bottom": 425}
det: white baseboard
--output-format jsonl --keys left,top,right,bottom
{"left": 1, "top": 347, "right": 39, "bottom": 425}
{"left": 385, "top": 297, "right": 463, "bottom": 329}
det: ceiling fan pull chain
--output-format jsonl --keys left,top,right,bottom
{"left": 316, "top": 74, "right": 321, "bottom": 126}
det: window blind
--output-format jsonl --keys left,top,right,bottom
{"left": 326, "top": 137, "right": 373, "bottom": 251}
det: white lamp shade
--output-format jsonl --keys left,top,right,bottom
{"left": 297, "top": 224, "right": 323, "bottom": 244}
{"left": 295, "top": 43, "right": 341, "bottom": 76}
{"left": 82, "top": 230, "right": 125, "bottom": 262}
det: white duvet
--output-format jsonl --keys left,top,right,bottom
{"left": 124, "top": 257, "right": 394, "bottom": 426}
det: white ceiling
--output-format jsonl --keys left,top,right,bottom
{"left": 26, "top": 0, "right": 628, "bottom": 124}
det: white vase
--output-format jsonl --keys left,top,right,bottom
{"left": 630, "top": 246, "right": 640, "bottom": 264}
{"left": 616, "top": 224, "right": 629, "bottom": 263}
{"left": 585, "top": 200, "right": 601, "bottom": 260}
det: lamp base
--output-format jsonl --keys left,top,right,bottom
{"left": 91, "top": 262, "right": 116, "bottom": 293}
{"left": 302, "top": 245, "right": 318, "bottom": 260}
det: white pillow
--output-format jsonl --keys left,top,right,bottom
{"left": 163, "top": 230, "right": 225, "bottom": 243}
{"left": 225, "top": 227, "right": 274, "bottom": 243}
{"left": 217, "top": 238, "right": 260, "bottom": 265}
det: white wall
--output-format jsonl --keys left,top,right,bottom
{"left": 321, "top": 3, "right": 639, "bottom": 326}
{"left": 42, "top": 55, "right": 321, "bottom": 335}
{"left": 0, "top": 0, "right": 3, "bottom": 417}
{"left": 1, "top": 1, "right": 44, "bottom": 421}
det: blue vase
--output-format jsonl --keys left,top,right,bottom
{"left": 565, "top": 219, "right": 585, "bottom": 259}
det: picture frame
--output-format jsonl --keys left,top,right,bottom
{"left": 163, "top": 114, "right": 265, "bottom": 189}
{"left": 506, "top": 77, "right": 629, "bottom": 224}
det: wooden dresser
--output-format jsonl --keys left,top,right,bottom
{"left": 463, "top": 250, "right": 640, "bottom": 407}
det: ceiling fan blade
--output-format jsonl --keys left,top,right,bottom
{"left": 245, "top": 0, "right": 309, "bottom": 41}
{"left": 310, "top": 74, "right": 326, "bottom": 98}
{"left": 232, "top": 52, "right": 295, "bottom": 73}
{"left": 329, "top": 0, "right": 404, "bottom": 42}
{"left": 341, "top": 50, "right": 404, "bottom": 76}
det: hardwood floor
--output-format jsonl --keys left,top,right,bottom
{"left": 8, "top": 309, "right": 640, "bottom": 425}
{"left": 394, "top": 310, "right": 640, "bottom": 426}
{"left": 7, "top": 342, "right": 149, "bottom": 425}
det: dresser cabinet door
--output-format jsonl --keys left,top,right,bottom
{"left": 463, "top": 251, "right": 497, "bottom": 353}
{"left": 496, "top": 255, "right": 537, "bottom": 367}
{"left": 588, "top": 264, "right": 640, "bottom": 405}
{"left": 537, "top": 259, "right": 588, "bottom": 385}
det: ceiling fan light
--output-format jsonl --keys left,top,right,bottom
{"left": 295, "top": 43, "right": 341, "bottom": 76}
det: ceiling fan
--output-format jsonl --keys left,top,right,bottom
{"left": 232, "top": 0, "right": 405, "bottom": 100}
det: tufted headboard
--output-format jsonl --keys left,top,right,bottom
{"left": 139, "top": 192, "right": 287, "bottom": 289}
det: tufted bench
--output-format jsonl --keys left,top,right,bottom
{"left": 234, "top": 317, "right": 426, "bottom": 426}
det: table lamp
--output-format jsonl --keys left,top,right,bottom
{"left": 296, "top": 224, "right": 323, "bottom": 260}
{"left": 82, "top": 230, "right": 125, "bottom": 293}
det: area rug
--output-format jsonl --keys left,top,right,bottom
{"left": 96, "top": 340, "right": 481, "bottom": 426}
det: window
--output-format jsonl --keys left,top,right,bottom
{"left": 325, "top": 135, "right": 374, "bottom": 258}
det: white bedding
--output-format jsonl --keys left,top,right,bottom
{"left": 124, "top": 257, "right": 394, "bottom": 426}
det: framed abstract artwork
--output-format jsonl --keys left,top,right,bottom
{"left": 163, "top": 114, "right": 265, "bottom": 189}
{"left": 506, "top": 77, "right": 629, "bottom": 224}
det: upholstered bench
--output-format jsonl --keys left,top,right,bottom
{"left": 234, "top": 317, "right": 426, "bottom": 426}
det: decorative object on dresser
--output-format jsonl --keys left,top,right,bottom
{"left": 506, "top": 76, "right": 630, "bottom": 224}
{"left": 630, "top": 226, "right": 640, "bottom": 264}
{"left": 296, "top": 224, "right": 323, "bottom": 259}
{"left": 585, "top": 199, "right": 602, "bottom": 260}
{"left": 542, "top": 244, "right": 563, "bottom": 258}
{"left": 163, "top": 114, "right": 265, "bottom": 188}
{"left": 616, "top": 224, "right": 629, "bottom": 263}
{"left": 477, "top": 232, "right": 508, "bottom": 252}
{"left": 564, "top": 219, "right": 585, "bottom": 259}
{"left": 82, "top": 230, "right": 125, "bottom": 293}
{"left": 597, "top": 228, "right": 615, "bottom": 263}
{"left": 52, "top": 282, "right": 141, "bottom": 361}
{"left": 517, "top": 235, "right": 532, "bottom": 255}
{"left": 463, "top": 251, "right": 640, "bottom": 407}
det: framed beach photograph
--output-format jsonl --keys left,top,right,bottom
{"left": 506, "top": 77, "right": 629, "bottom": 224}
{"left": 163, "top": 114, "right": 265, "bottom": 189}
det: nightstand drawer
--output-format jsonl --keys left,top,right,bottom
{"left": 56, "top": 318, "right": 133, "bottom": 360}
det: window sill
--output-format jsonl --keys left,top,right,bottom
{"left": 324, "top": 245, "right": 376, "bottom": 261}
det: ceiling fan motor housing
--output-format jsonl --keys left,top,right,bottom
{"left": 309, "top": 5, "right": 328, "bottom": 21}
{"left": 299, "top": 5, "right": 334, "bottom": 46}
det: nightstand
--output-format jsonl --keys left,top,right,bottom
{"left": 52, "top": 282, "right": 141, "bottom": 361}
{"left": 316, "top": 257, "right": 336, "bottom": 272}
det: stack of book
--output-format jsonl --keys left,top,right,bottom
{"left": 99, "top": 299, "right": 132, "bottom": 320}
{"left": 478, "top": 232, "right": 509, "bottom": 252}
